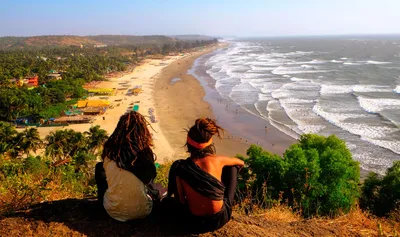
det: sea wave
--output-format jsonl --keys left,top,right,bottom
{"left": 320, "top": 84, "right": 353, "bottom": 95}
{"left": 313, "top": 103, "right": 400, "bottom": 154}
{"left": 357, "top": 97, "right": 400, "bottom": 113}
{"left": 365, "top": 60, "right": 391, "bottom": 65}
{"left": 353, "top": 84, "right": 393, "bottom": 93}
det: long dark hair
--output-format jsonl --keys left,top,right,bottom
{"left": 102, "top": 111, "right": 156, "bottom": 184}
{"left": 186, "top": 118, "right": 224, "bottom": 159}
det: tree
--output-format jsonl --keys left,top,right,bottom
{"left": 361, "top": 161, "right": 400, "bottom": 218}
{"left": 45, "top": 130, "right": 68, "bottom": 162}
{"left": 0, "top": 121, "right": 18, "bottom": 154}
{"left": 84, "top": 125, "right": 108, "bottom": 154}
{"left": 15, "top": 128, "right": 42, "bottom": 157}
{"left": 45, "top": 129, "right": 87, "bottom": 163}
{"left": 239, "top": 134, "right": 360, "bottom": 217}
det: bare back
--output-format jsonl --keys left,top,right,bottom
{"left": 177, "top": 155, "right": 244, "bottom": 216}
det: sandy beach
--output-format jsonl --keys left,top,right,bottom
{"left": 34, "top": 55, "right": 187, "bottom": 162}
{"left": 31, "top": 43, "right": 295, "bottom": 163}
{"left": 154, "top": 43, "right": 296, "bottom": 160}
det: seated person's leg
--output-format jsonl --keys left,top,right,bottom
{"left": 95, "top": 162, "right": 108, "bottom": 204}
{"left": 221, "top": 166, "right": 239, "bottom": 205}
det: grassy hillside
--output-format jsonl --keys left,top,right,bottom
{"left": 0, "top": 35, "right": 214, "bottom": 50}
{"left": 171, "top": 34, "right": 217, "bottom": 41}
{"left": 87, "top": 35, "right": 177, "bottom": 46}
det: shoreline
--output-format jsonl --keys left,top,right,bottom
{"left": 154, "top": 43, "right": 296, "bottom": 160}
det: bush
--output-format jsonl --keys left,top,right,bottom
{"left": 23, "top": 156, "right": 49, "bottom": 175}
{"left": 154, "top": 161, "right": 172, "bottom": 188}
{"left": 238, "top": 134, "right": 360, "bottom": 217}
{"left": 360, "top": 161, "right": 400, "bottom": 219}
{"left": 0, "top": 155, "right": 95, "bottom": 216}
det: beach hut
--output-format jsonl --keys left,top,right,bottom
{"left": 76, "top": 100, "right": 110, "bottom": 108}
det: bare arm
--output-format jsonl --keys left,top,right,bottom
{"left": 176, "top": 177, "right": 186, "bottom": 204}
{"left": 219, "top": 156, "right": 245, "bottom": 167}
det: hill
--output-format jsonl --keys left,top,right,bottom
{"left": 0, "top": 198, "right": 397, "bottom": 236}
{"left": 171, "top": 35, "right": 217, "bottom": 41}
{"left": 87, "top": 35, "right": 177, "bottom": 46}
{"left": 0, "top": 35, "right": 201, "bottom": 50}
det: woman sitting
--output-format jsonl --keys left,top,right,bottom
{"left": 95, "top": 111, "right": 158, "bottom": 222}
{"left": 167, "top": 118, "right": 244, "bottom": 232}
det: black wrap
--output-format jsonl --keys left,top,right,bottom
{"left": 167, "top": 158, "right": 225, "bottom": 200}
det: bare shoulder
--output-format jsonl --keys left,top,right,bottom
{"left": 213, "top": 155, "right": 244, "bottom": 166}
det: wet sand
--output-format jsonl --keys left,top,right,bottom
{"left": 154, "top": 44, "right": 296, "bottom": 160}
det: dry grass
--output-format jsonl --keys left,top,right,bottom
{"left": 312, "top": 207, "right": 400, "bottom": 237}
{"left": 262, "top": 204, "right": 302, "bottom": 222}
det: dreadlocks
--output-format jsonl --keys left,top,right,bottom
{"left": 186, "top": 118, "right": 224, "bottom": 159}
{"left": 102, "top": 111, "right": 156, "bottom": 184}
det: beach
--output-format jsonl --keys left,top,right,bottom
{"left": 34, "top": 55, "right": 185, "bottom": 162}
{"left": 32, "top": 43, "right": 296, "bottom": 163}
{"left": 153, "top": 43, "right": 296, "bottom": 161}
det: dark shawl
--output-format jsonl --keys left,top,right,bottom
{"left": 168, "top": 158, "right": 225, "bottom": 200}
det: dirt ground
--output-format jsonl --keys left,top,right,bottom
{"left": 0, "top": 198, "right": 391, "bottom": 237}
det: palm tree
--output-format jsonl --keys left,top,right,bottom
{"left": 84, "top": 125, "right": 108, "bottom": 154}
{"left": 0, "top": 121, "right": 18, "bottom": 155}
{"left": 45, "top": 130, "right": 68, "bottom": 162}
{"left": 45, "top": 129, "right": 88, "bottom": 163}
{"left": 17, "top": 128, "right": 42, "bottom": 158}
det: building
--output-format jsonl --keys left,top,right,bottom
{"left": 76, "top": 100, "right": 110, "bottom": 108}
{"left": 47, "top": 73, "right": 62, "bottom": 81}
{"left": 94, "top": 44, "right": 107, "bottom": 48}
{"left": 25, "top": 76, "right": 39, "bottom": 86}
{"left": 10, "top": 76, "right": 39, "bottom": 87}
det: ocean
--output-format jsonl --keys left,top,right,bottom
{"left": 193, "top": 36, "right": 400, "bottom": 174}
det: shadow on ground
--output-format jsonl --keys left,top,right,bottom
{"left": 1, "top": 198, "right": 199, "bottom": 237}
{"left": 0, "top": 198, "right": 352, "bottom": 237}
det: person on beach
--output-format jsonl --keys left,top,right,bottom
{"left": 95, "top": 111, "right": 160, "bottom": 222}
{"left": 167, "top": 118, "right": 244, "bottom": 232}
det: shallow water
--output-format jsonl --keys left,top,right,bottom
{"left": 194, "top": 36, "right": 400, "bottom": 174}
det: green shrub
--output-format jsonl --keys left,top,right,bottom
{"left": 23, "top": 156, "right": 49, "bottom": 175}
{"left": 239, "top": 134, "right": 360, "bottom": 217}
{"left": 360, "top": 161, "right": 400, "bottom": 218}
{"left": 154, "top": 162, "right": 172, "bottom": 188}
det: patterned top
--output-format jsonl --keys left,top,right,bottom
{"left": 103, "top": 157, "right": 153, "bottom": 222}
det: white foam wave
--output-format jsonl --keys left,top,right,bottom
{"left": 258, "top": 93, "right": 272, "bottom": 101}
{"left": 394, "top": 86, "right": 400, "bottom": 93}
{"left": 320, "top": 85, "right": 353, "bottom": 95}
{"left": 313, "top": 103, "right": 400, "bottom": 154}
{"left": 331, "top": 60, "right": 343, "bottom": 63}
{"left": 340, "top": 57, "right": 348, "bottom": 60}
{"left": 357, "top": 97, "right": 400, "bottom": 113}
{"left": 361, "top": 137, "right": 400, "bottom": 155}
{"left": 271, "top": 66, "right": 326, "bottom": 75}
{"left": 353, "top": 85, "right": 393, "bottom": 93}
{"left": 366, "top": 60, "right": 391, "bottom": 65}
{"left": 343, "top": 62, "right": 361, "bottom": 65}
{"left": 291, "top": 77, "right": 309, "bottom": 82}
{"left": 249, "top": 65, "right": 275, "bottom": 71}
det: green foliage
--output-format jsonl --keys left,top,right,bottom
{"left": 239, "top": 134, "right": 360, "bottom": 217}
{"left": 154, "top": 162, "right": 172, "bottom": 188}
{"left": 23, "top": 156, "right": 49, "bottom": 175}
{"left": 361, "top": 161, "right": 400, "bottom": 218}
{"left": 0, "top": 124, "right": 108, "bottom": 216}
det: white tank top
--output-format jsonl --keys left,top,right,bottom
{"left": 103, "top": 157, "right": 153, "bottom": 222}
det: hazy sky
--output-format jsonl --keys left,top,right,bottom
{"left": 1, "top": 0, "right": 399, "bottom": 37}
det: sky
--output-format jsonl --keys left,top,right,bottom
{"left": 1, "top": 0, "right": 400, "bottom": 37}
